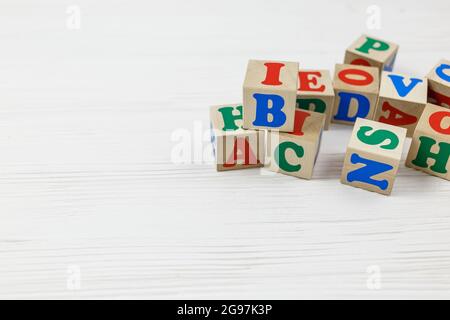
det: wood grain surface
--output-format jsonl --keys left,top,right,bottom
{"left": 0, "top": 0, "right": 450, "bottom": 299}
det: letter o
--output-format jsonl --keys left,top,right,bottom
{"left": 338, "top": 68, "right": 374, "bottom": 86}
{"left": 429, "top": 111, "right": 450, "bottom": 135}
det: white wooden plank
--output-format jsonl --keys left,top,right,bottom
{"left": 0, "top": 0, "right": 450, "bottom": 299}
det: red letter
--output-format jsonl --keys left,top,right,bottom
{"left": 350, "top": 58, "right": 371, "bottom": 67}
{"left": 429, "top": 111, "right": 450, "bottom": 135}
{"left": 298, "top": 71, "right": 325, "bottom": 92}
{"left": 224, "top": 137, "right": 259, "bottom": 167}
{"left": 291, "top": 110, "right": 311, "bottom": 136}
{"left": 378, "top": 101, "right": 418, "bottom": 126}
{"left": 429, "top": 88, "right": 450, "bottom": 107}
{"left": 338, "top": 68, "right": 374, "bottom": 86}
{"left": 261, "top": 62, "right": 284, "bottom": 86}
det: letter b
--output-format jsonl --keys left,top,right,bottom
{"left": 252, "top": 93, "right": 287, "bottom": 128}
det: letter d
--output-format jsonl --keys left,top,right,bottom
{"left": 334, "top": 92, "right": 370, "bottom": 123}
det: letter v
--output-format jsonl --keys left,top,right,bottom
{"left": 387, "top": 74, "right": 423, "bottom": 98}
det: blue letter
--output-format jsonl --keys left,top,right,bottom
{"left": 436, "top": 63, "right": 450, "bottom": 83}
{"left": 347, "top": 153, "right": 393, "bottom": 191}
{"left": 388, "top": 74, "right": 423, "bottom": 97}
{"left": 252, "top": 93, "right": 286, "bottom": 127}
{"left": 333, "top": 92, "right": 370, "bottom": 123}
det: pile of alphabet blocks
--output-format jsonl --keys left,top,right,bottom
{"left": 210, "top": 34, "right": 450, "bottom": 195}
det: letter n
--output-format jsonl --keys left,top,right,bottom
{"left": 347, "top": 153, "right": 393, "bottom": 191}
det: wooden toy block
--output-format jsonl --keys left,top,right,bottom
{"left": 210, "top": 103, "right": 265, "bottom": 171}
{"left": 331, "top": 64, "right": 380, "bottom": 126}
{"left": 426, "top": 59, "right": 450, "bottom": 108}
{"left": 344, "top": 34, "right": 399, "bottom": 73}
{"left": 341, "top": 118, "right": 407, "bottom": 195}
{"left": 373, "top": 71, "right": 428, "bottom": 137}
{"left": 267, "top": 109, "right": 325, "bottom": 180}
{"left": 406, "top": 103, "right": 450, "bottom": 180}
{"left": 243, "top": 59, "right": 299, "bottom": 132}
{"left": 296, "top": 69, "right": 335, "bottom": 130}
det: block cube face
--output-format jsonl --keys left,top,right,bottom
{"left": 243, "top": 60, "right": 298, "bottom": 132}
{"left": 210, "top": 103, "right": 264, "bottom": 171}
{"left": 268, "top": 110, "right": 325, "bottom": 179}
{"left": 344, "top": 34, "right": 399, "bottom": 72}
{"left": 426, "top": 59, "right": 450, "bottom": 108}
{"left": 216, "top": 131, "right": 265, "bottom": 171}
{"left": 341, "top": 149, "right": 399, "bottom": 195}
{"left": 373, "top": 71, "right": 427, "bottom": 137}
{"left": 341, "top": 118, "right": 407, "bottom": 195}
{"left": 406, "top": 103, "right": 450, "bottom": 180}
{"left": 332, "top": 64, "right": 380, "bottom": 126}
{"left": 296, "top": 70, "right": 335, "bottom": 130}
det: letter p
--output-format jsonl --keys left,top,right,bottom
{"left": 356, "top": 36, "right": 390, "bottom": 54}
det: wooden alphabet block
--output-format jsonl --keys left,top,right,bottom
{"left": 406, "top": 103, "right": 450, "bottom": 180}
{"left": 344, "top": 34, "right": 399, "bottom": 73}
{"left": 267, "top": 110, "right": 325, "bottom": 180}
{"left": 243, "top": 60, "right": 299, "bottom": 132}
{"left": 296, "top": 69, "right": 335, "bottom": 130}
{"left": 426, "top": 59, "right": 450, "bottom": 108}
{"left": 210, "top": 103, "right": 265, "bottom": 171}
{"left": 373, "top": 71, "right": 428, "bottom": 137}
{"left": 332, "top": 64, "right": 380, "bottom": 126}
{"left": 341, "top": 118, "right": 407, "bottom": 195}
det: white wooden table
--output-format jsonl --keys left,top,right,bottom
{"left": 1, "top": 0, "right": 450, "bottom": 299}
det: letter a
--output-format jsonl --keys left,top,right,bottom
{"left": 378, "top": 101, "right": 417, "bottom": 126}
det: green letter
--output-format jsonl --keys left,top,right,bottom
{"left": 218, "top": 105, "right": 243, "bottom": 131}
{"left": 357, "top": 126, "right": 399, "bottom": 150}
{"left": 296, "top": 98, "right": 326, "bottom": 113}
{"left": 356, "top": 37, "right": 390, "bottom": 54}
{"left": 274, "top": 141, "right": 304, "bottom": 172}
{"left": 412, "top": 136, "right": 450, "bottom": 174}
